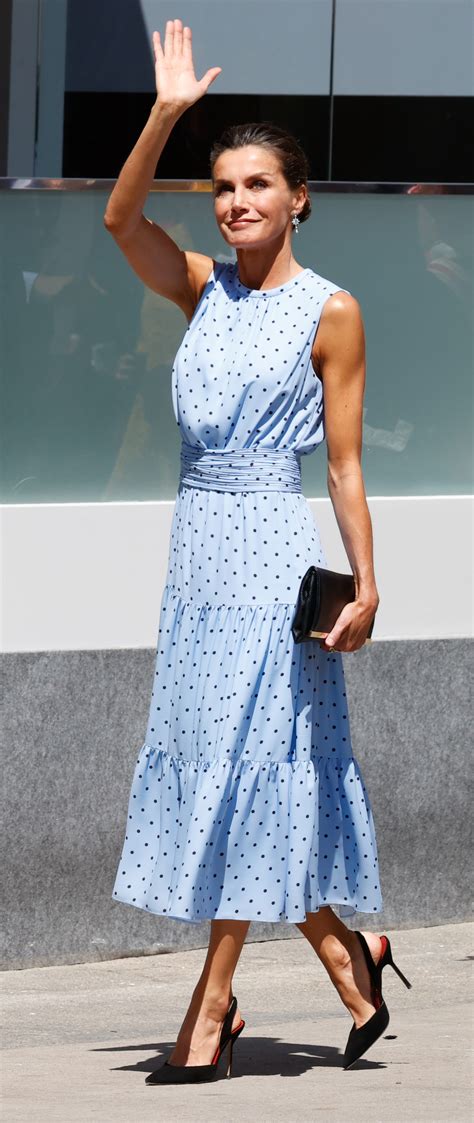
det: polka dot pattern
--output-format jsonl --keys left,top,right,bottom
{"left": 112, "top": 261, "right": 383, "bottom": 924}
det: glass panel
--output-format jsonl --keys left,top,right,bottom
{"left": 1, "top": 187, "right": 472, "bottom": 503}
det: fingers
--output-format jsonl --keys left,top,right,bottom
{"left": 199, "top": 66, "right": 223, "bottom": 92}
{"left": 172, "top": 18, "right": 182, "bottom": 56}
{"left": 182, "top": 23, "right": 192, "bottom": 60}
{"left": 152, "top": 30, "right": 163, "bottom": 62}
{"left": 164, "top": 18, "right": 184, "bottom": 57}
{"left": 153, "top": 18, "right": 221, "bottom": 101}
{"left": 164, "top": 19, "right": 176, "bottom": 56}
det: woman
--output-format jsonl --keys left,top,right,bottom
{"left": 105, "top": 19, "right": 411, "bottom": 1084}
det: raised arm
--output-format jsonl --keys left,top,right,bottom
{"left": 103, "top": 19, "right": 222, "bottom": 320}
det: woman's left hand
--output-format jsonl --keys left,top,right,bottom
{"left": 319, "top": 598, "right": 378, "bottom": 653}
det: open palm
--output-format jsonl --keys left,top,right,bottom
{"left": 153, "top": 19, "right": 222, "bottom": 110}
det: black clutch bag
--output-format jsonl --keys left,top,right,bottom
{"left": 291, "top": 565, "right": 376, "bottom": 645}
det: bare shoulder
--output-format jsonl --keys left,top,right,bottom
{"left": 312, "top": 290, "right": 365, "bottom": 377}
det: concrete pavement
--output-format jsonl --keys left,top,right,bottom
{"left": 1, "top": 921, "right": 472, "bottom": 1122}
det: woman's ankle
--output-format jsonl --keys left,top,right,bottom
{"left": 189, "top": 984, "right": 233, "bottom": 1020}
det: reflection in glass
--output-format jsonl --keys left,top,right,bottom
{"left": 1, "top": 188, "right": 472, "bottom": 503}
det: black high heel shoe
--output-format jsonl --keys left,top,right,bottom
{"left": 342, "top": 931, "right": 412, "bottom": 1070}
{"left": 145, "top": 994, "right": 245, "bottom": 1084}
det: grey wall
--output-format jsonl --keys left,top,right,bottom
{"left": 334, "top": 0, "right": 474, "bottom": 96}
{"left": 65, "top": 0, "right": 474, "bottom": 97}
{"left": 2, "top": 640, "right": 471, "bottom": 970}
{"left": 65, "top": 0, "right": 333, "bottom": 95}
{"left": 7, "top": 0, "right": 473, "bottom": 175}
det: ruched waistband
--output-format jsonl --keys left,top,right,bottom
{"left": 179, "top": 444, "right": 302, "bottom": 493}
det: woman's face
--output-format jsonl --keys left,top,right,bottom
{"left": 212, "top": 145, "right": 304, "bottom": 247}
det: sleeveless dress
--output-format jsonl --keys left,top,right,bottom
{"left": 112, "top": 260, "right": 383, "bottom": 924}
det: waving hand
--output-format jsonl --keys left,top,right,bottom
{"left": 153, "top": 19, "right": 222, "bottom": 112}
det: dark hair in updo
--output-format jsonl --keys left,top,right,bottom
{"left": 209, "top": 122, "right": 312, "bottom": 224}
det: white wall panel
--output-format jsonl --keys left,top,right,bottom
{"left": 1, "top": 495, "right": 472, "bottom": 652}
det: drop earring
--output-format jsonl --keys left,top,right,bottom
{"left": 292, "top": 213, "right": 300, "bottom": 233}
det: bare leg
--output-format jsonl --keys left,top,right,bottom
{"left": 167, "top": 918, "right": 250, "bottom": 1066}
{"left": 296, "top": 906, "right": 383, "bottom": 1030}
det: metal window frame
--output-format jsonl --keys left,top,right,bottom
{"left": 0, "top": 178, "right": 472, "bottom": 194}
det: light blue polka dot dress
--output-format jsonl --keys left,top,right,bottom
{"left": 112, "top": 260, "right": 383, "bottom": 924}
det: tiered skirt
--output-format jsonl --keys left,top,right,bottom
{"left": 112, "top": 446, "right": 383, "bottom": 923}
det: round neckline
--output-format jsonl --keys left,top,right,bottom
{"left": 231, "top": 261, "right": 311, "bottom": 297}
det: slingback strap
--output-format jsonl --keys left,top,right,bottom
{"left": 354, "top": 930, "right": 380, "bottom": 989}
{"left": 212, "top": 995, "right": 238, "bottom": 1062}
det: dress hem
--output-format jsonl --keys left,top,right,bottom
{"left": 112, "top": 740, "right": 384, "bottom": 923}
{"left": 111, "top": 891, "right": 383, "bottom": 925}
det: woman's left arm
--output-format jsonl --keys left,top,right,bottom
{"left": 313, "top": 292, "right": 380, "bottom": 653}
